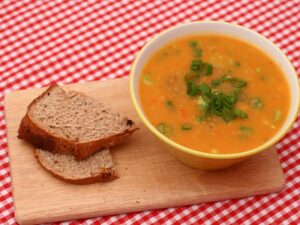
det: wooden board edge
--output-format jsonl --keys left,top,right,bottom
{"left": 15, "top": 181, "right": 286, "bottom": 225}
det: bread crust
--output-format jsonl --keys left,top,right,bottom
{"left": 34, "top": 150, "right": 118, "bottom": 184}
{"left": 18, "top": 85, "right": 138, "bottom": 160}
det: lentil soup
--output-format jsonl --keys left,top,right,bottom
{"left": 139, "top": 35, "right": 290, "bottom": 154}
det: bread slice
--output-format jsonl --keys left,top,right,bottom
{"left": 18, "top": 84, "right": 138, "bottom": 160}
{"left": 35, "top": 148, "right": 118, "bottom": 184}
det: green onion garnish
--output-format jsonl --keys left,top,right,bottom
{"left": 156, "top": 123, "right": 172, "bottom": 136}
{"left": 230, "top": 78, "right": 247, "bottom": 88}
{"left": 194, "top": 48, "right": 202, "bottom": 57}
{"left": 186, "top": 80, "right": 200, "bottom": 96}
{"left": 234, "top": 109, "right": 248, "bottom": 119}
{"left": 211, "top": 79, "right": 221, "bottom": 86}
{"left": 239, "top": 126, "right": 253, "bottom": 134}
{"left": 234, "top": 61, "right": 241, "bottom": 67}
{"left": 250, "top": 97, "right": 263, "bottom": 109}
{"left": 181, "top": 124, "right": 192, "bottom": 130}
{"left": 142, "top": 75, "right": 153, "bottom": 85}
{"left": 165, "top": 100, "right": 175, "bottom": 110}
{"left": 202, "top": 63, "right": 213, "bottom": 75}
{"left": 189, "top": 41, "right": 198, "bottom": 48}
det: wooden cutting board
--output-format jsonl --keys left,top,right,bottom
{"left": 4, "top": 77, "right": 285, "bottom": 225}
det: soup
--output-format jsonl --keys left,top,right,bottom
{"left": 139, "top": 35, "right": 290, "bottom": 154}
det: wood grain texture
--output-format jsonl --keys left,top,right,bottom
{"left": 4, "top": 77, "right": 285, "bottom": 225}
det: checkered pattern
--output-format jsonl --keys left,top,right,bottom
{"left": 1, "top": 0, "right": 299, "bottom": 224}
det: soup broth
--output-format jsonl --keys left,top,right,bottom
{"left": 139, "top": 35, "right": 290, "bottom": 154}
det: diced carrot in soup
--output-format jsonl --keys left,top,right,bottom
{"left": 139, "top": 35, "right": 290, "bottom": 154}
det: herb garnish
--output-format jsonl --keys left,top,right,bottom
{"left": 181, "top": 124, "right": 192, "bottom": 130}
{"left": 185, "top": 54, "right": 248, "bottom": 122}
{"left": 156, "top": 123, "right": 172, "bottom": 136}
{"left": 189, "top": 41, "right": 203, "bottom": 57}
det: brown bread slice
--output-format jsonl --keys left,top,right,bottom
{"left": 18, "top": 84, "right": 138, "bottom": 160}
{"left": 35, "top": 148, "right": 118, "bottom": 184}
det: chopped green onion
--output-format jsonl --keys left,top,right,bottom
{"left": 250, "top": 97, "right": 263, "bottom": 109}
{"left": 188, "top": 41, "right": 202, "bottom": 57}
{"left": 181, "top": 124, "right": 192, "bottom": 130}
{"left": 273, "top": 110, "right": 282, "bottom": 122}
{"left": 234, "top": 61, "right": 241, "bottom": 67}
{"left": 220, "top": 75, "right": 246, "bottom": 88}
{"left": 223, "top": 111, "right": 234, "bottom": 122}
{"left": 186, "top": 80, "right": 200, "bottom": 96}
{"left": 192, "top": 60, "right": 202, "bottom": 66}
{"left": 227, "top": 95, "right": 237, "bottom": 106}
{"left": 211, "top": 79, "right": 221, "bottom": 86}
{"left": 239, "top": 126, "right": 253, "bottom": 134}
{"left": 165, "top": 100, "right": 175, "bottom": 110}
{"left": 189, "top": 41, "right": 198, "bottom": 48}
{"left": 221, "top": 75, "right": 232, "bottom": 82}
{"left": 202, "top": 63, "right": 213, "bottom": 75}
{"left": 234, "top": 109, "right": 248, "bottom": 119}
{"left": 199, "top": 83, "right": 212, "bottom": 97}
{"left": 191, "top": 60, "right": 203, "bottom": 72}
{"left": 190, "top": 60, "right": 213, "bottom": 75}
{"left": 142, "top": 75, "right": 153, "bottom": 85}
{"left": 230, "top": 78, "right": 247, "bottom": 88}
{"left": 156, "top": 123, "right": 172, "bottom": 136}
{"left": 194, "top": 48, "right": 202, "bottom": 57}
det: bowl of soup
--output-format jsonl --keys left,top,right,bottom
{"left": 130, "top": 21, "right": 299, "bottom": 170}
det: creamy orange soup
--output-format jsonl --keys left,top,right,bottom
{"left": 139, "top": 35, "right": 290, "bottom": 154}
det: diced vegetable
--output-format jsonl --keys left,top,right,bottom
{"left": 165, "top": 100, "right": 175, "bottom": 110}
{"left": 228, "top": 59, "right": 240, "bottom": 67}
{"left": 273, "top": 109, "right": 282, "bottom": 122}
{"left": 188, "top": 41, "right": 202, "bottom": 57}
{"left": 197, "top": 96, "right": 208, "bottom": 111}
{"left": 234, "top": 61, "right": 241, "bottom": 67}
{"left": 230, "top": 78, "right": 247, "bottom": 88}
{"left": 142, "top": 75, "right": 153, "bottom": 85}
{"left": 239, "top": 126, "right": 253, "bottom": 140}
{"left": 239, "top": 126, "right": 253, "bottom": 134}
{"left": 211, "top": 79, "right": 221, "bottom": 86}
{"left": 221, "top": 75, "right": 232, "bottom": 82}
{"left": 156, "top": 123, "right": 172, "bottom": 136}
{"left": 189, "top": 41, "right": 198, "bottom": 48}
{"left": 250, "top": 97, "right": 263, "bottom": 109}
{"left": 181, "top": 124, "right": 192, "bottom": 130}
{"left": 194, "top": 48, "right": 202, "bottom": 57}
{"left": 220, "top": 75, "right": 247, "bottom": 88}
{"left": 234, "top": 109, "right": 248, "bottom": 119}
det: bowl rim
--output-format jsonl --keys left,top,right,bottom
{"left": 130, "top": 20, "right": 300, "bottom": 160}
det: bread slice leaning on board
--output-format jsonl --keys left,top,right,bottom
{"left": 35, "top": 148, "right": 118, "bottom": 184}
{"left": 18, "top": 84, "right": 138, "bottom": 160}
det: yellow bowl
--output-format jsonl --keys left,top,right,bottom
{"left": 129, "top": 21, "right": 300, "bottom": 170}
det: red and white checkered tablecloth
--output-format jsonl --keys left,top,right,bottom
{"left": 1, "top": 0, "right": 299, "bottom": 224}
